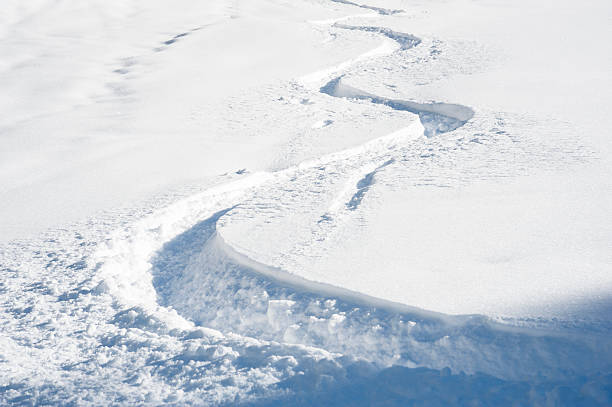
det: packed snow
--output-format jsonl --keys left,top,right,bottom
{"left": 1, "top": 0, "right": 611, "bottom": 405}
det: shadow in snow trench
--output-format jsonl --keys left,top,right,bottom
{"left": 241, "top": 365, "right": 612, "bottom": 407}
{"left": 347, "top": 159, "right": 394, "bottom": 210}
{"left": 149, "top": 208, "right": 612, "bottom": 385}
{"left": 334, "top": 24, "right": 421, "bottom": 50}
{"left": 330, "top": 0, "right": 403, "bottom": 15}
{"left": 320, "top": 76, "right": 474, "bottom": 137}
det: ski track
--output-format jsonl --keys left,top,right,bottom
{"left": 2, "top": 1, "right": 611, "bottom": 405}
{"left": 346, "top": 159, "right": 394, "bottom": 210}
{"left": 334, "top": 23, "right": 421, "bottom": 50}
{"left": 329, "top": 0, "right": 403, "bottom": 16}
{"left": 93, "top": 4, "right": 610, "bottom": 403}
{"left": 320, "top": 75, "right": 474, "bottom": 137}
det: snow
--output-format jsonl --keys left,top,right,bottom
{"left": 1, "top": 0, "right": 611, "bottom": 405}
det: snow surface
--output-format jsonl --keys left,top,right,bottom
{"left": 1, "top": 0, "right": 612, "bottom": 405}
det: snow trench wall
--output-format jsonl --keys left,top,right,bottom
{"left": 150, "top": 207, "right": 612, "bottom": 382}
{"left": 320, "top": 76, "right": 474, "bottom": 137}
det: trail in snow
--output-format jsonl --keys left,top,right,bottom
{"left": 346, "top": 158, "right": 394, "bottom": 210}
{"left": 2, "top": 0, "right": 611, "bottom": 405}
{"left": 312, "top": 20, "right": 472, "bottom": 137}
{"left": 321, "top": 76, "right": 474, "bottom": 137}
{"left": 329, "top": 0, "right": 403, "bottom": 15}
{"left": 96, "top": 0, "right": 608, "bottom": 387}
{"left": 87, "top": 122, "right": 611, "bottom": 405}
{"left": 334, "top": 23, "right": 421, "bottom": 49}
{"left": 148, "top": 198, "right": 612, "bottom": 380}
{"left": 299, "top": 20, "right": 418, "bottom": 86}
{"left": 93, "top": 16, "right": 608, "bottom": 388}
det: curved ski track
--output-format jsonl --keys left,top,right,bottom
{"left": 1, "top": 2, "right": 608, "bottom": 406}
{"left": 90, "top": 2, "right": 612, "bottom": 402}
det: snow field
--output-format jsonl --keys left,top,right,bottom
{"left": 1, "top": 0, "right": 611, "bottom": 405}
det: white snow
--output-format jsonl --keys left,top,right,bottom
{"left": 1, "top": 0, "right": 611, "bottom": 405}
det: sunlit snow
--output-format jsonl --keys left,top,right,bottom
{"left": 1, "top": 0, "right": 611, "bottom": 405}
